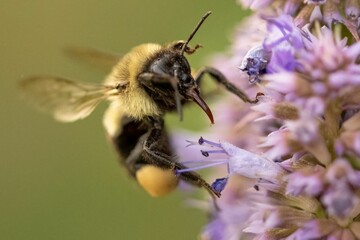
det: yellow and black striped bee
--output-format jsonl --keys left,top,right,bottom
{"left": 20, "top": 12, "right": 259, "bottom": 199}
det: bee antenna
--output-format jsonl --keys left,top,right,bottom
{"left": 180, "top": 11, "right": 212, "bottom": 55}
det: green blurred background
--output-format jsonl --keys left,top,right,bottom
{"left": 0, "top": 1, "right": 247, "bottom": 239}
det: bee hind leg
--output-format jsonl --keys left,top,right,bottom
{"left": 141, "top": 117, "right": 221, "bottom": 198}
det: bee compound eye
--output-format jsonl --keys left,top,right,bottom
{"left": 135, "top": 165, "right": 179, "bottom": 197}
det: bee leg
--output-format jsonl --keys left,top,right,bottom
{"left": 194, "top": 66, "right": 263, "bottom": 103}
{"left": 138, "top": 72, "right": 183, "bottom": 121}
{"left": 123, "top": 133, "right": 148, "bottom": 176}
{"left": 142, "top": 117, "right": 221, "bottom": 198}
{"left": 175, "top": 168, "right": 221, "bottom": 198}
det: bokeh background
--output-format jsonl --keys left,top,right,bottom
{"left": 1, "top": 1, "right": 248, "bottom": 239}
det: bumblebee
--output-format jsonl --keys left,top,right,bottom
{"left": 20, "top": 12, "right": 259, "bottom": 199}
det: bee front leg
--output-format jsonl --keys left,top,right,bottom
{"left": 138, "top": 72, "right": 183, "bottom": 121}
{"left": 194, "top": 66, "right": 262, "bottom": 103}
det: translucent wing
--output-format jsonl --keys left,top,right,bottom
{"left": 64, "top": 46, "right": 121, "bottom": 71}
{"left": 19, "top": 76, "right": 125, "bottom": 122}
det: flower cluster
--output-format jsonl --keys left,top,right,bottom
{"left": 179, "top": 1, "right": 360, "bottom": 239}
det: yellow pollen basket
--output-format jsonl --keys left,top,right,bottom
{"left": 136, "top": 165, "right": 179, "bottom": 197}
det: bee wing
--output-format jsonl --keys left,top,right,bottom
{"left": 64, "top": 46, "right": 121, "bottom": 71}
{"left": 19, "top": 76, "right": 125, "bottom": 122}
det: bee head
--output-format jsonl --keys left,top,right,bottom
{"left": 172, "top": 52, "right": 214, "bottom": 124}
{"left": 148, "top": 50, "right": 214, "bottom": 124}
{"left": 143, "top": 11, "right": 214, "bottom": 123}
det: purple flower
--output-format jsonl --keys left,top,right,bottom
{"left": 172, "top": 1, "right": 360, "bottom": 239}
{"left": 239, "top": 45, "right": 271, "bottom": 83}
{"left": 264, "top": 14, "right": 305, "bottom": 50}
{"left": 289, "top": 219, "right": 339, "bottom": 239}
{"left": 286, "top": 165, "right": 325, "bottom": 196}
{"left": 345, "top": 0, "right": 360, "bottom": 21}
{"left": 237, "top": 0, "right": 275, "bottom": 10}
{"left": 201, "top": 175, "right": 258, "bottom": 240}
{"left": 321, "top": 180, "right": 358, "bottom": 218}
{"left": 211, "top": 177, "right": 228, "bottom": 193}
{"left": 180, "top": 137, "right": 285, "bottom": 185}
{"left": 201, "top": 218, "right": 227, "bottom": 240}
{"left": 305, "top": 0, "right": 327, "bottom": 4}
{"left": 263, "top": 14, "right": 306, "bottom": 73}
{"left": 237, "top": 0, "right": 360, "bottom": 39}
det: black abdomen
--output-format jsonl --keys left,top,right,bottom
{"left": 111, "top": 116, "right": 148, "bottom": 176}
{"left": 110, "top": 115, "right": 174, "bottom": 178}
